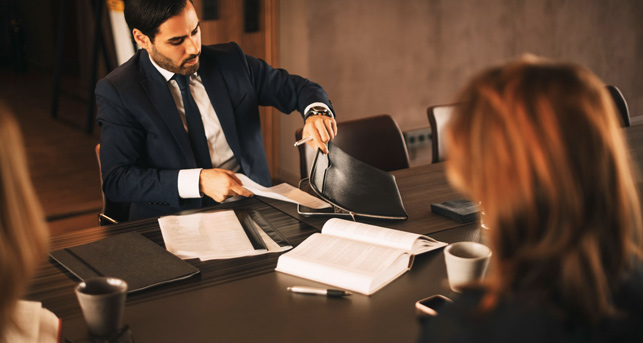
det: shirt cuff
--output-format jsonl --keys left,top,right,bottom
{"left": 178, "top": 169, "right": 203, "bottom": 198}
{"left": 304, "top": 102, "right": 335, "bottom": 119}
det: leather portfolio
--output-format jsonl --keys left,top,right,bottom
{"left": 301, "top": 142, "right": 408, "bottom": 221}
{"left": 49, "top": 232, "right": 200, "bottom": 293}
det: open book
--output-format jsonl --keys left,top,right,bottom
{"left": 275, "top": 219, "right": 447, "bottom": 295}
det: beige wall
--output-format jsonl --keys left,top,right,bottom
{"left": 278, "top": 0, "right": 643, "bottom": 185}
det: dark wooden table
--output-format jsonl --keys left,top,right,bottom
{"left": 26, "top": 124, "right": 643, "bottom": 343}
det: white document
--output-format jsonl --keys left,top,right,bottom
{"left": 236, "top": 173, "right": 331, "bottom": 209}
{"left": 158, "top": 210, "right": 291, "bottom": 261}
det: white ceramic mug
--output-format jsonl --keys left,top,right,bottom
{"left": 75, "top": 277, "right": 128, "bottom": 337}
{"left": 444, "top": 242, "right": 491, "bottom": 292}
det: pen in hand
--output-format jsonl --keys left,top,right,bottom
{"left": 294, "top": 136, "right": 313, "bottom": 147}
{"left": 287, "top": 286, "right": 352, "bottom": 297}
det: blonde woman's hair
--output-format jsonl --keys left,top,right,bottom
{"left": 0, "top": 102, "right": 49, "bottom": 334}
{"left": 445, "top": 56, "right": 643, "bottom": 323}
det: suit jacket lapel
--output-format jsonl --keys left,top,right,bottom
{"left": 198, "top": 51, "right": 242, "bottom": 158}
{"left": 139, "top": 51, "right": 196, "bottom": 165}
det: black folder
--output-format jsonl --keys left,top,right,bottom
{"left": 306, "top": 142, "right": 408, "bottom": 221}
{"left": 49, "top": 232, "right": 200, "bottom": 293}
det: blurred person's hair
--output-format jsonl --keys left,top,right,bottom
{"left": 0, "top": 101, "right": 49, "bottom": 334}
{"left": 445, "top": 56, "right": 643, "bottom": 323}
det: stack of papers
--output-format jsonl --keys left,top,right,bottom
{"left": 158, "top": 209, "right": 292, "bottom": 261}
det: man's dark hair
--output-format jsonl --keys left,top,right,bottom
{"left": 124, "top": 0, "right": 193, "bottom": 42}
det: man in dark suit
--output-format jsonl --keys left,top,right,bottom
{"left": 96, "top": 0, "right": 337, "bottom": 220}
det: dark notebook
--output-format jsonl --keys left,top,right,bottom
{"left": 49, "top": 232, "right": 200, "bottom": 293}
{"left": 430, "top": 199, "right": 480, "bottom": 223}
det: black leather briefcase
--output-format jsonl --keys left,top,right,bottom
{"left": 297, "top": 142, "right": 408, "bottom": 221}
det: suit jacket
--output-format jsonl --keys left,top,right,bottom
{"left": 96, "top": 42, "right": 332, "bottom": 220}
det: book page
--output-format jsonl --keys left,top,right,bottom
{"left": 321, "top": 218, "right": 447, "bottom": 254}
{"left": 276, "top": 233, "right": 412, "bottom": 294}
{"left": 283, "top": 234, "right": 408, "bottom": 276}
{"left": 236, "top": 173, "right": 331, "bottom": 209}
{"left": 159, "top": 210, "right": 262, "bottom": 259}
{"left": 321, "top": 219, "right": 418, "bottom": 251}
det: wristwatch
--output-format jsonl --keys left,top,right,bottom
{"left": 304, "top": 106, "right": 332, "bottom": 121}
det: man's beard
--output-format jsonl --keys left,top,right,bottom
{"left": 149, "top": 46, "right": 200, "bottom": 75}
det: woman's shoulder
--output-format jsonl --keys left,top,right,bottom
{"left": 420, "top": 289, "right": 562, "bottom": 343}
{"left": 614, "top": 261, "right": 643, "bottom": 308}
{"left": 604, "top": 262, "right": 643, "bottom": 341}
{"left": 420, "top": 275, "right": 642, "bottom": 343}
{"left": 1, "top": 301, "right": 59, "bottom": 343}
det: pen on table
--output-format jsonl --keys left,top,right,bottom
{"left": 294, "top": 136, "right": 313, "bottom": 147}
{"left": 287, "top": 286, "right": 352, "bottom": 297}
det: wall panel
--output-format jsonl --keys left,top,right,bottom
{"left": 278, "top": 0, "right": 643, "bottom": 184}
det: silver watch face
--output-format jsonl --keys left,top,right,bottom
{"left": 310, "top": 106, "right": 330, "bottom": 115}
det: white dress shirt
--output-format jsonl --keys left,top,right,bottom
{"left": 150, "top": 55, "right": 333, "bottom": 199}
{"left": 150, "top": 56, "right": 239, "bottom": 198}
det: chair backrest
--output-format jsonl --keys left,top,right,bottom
{"left": 95, "top": 144, "right": 131, "bottom": 225}
{"left": 296, "top": 114, "right": 410, "bottom": 179}
{"left": 427, "top": 104, "right": 456, "bottom": 164}
{"left": 606, "top": 85, "right": 631, "bottom": 127}
{"left": 427, "top": 89, "right": 629, "bottom": 164}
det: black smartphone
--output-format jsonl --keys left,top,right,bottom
{"left": 415, "top": 294, "right": 452, "bottom": 316}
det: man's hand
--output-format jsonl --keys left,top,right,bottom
{"left": 199, "top": 169, "right": 254, "bottom": 202}
{"left": 302, "top": 115, "right": 338, "bottom": 154}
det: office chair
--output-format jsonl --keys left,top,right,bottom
{"left": 427, "top": 104, "right": 457, "bottom": 164}
{"left": 295, "top": 114, "right": 410, "bottom": 179}
{"left": 95, "top": 144, "right": 131, "bottom": 225}
{"left": 606, "top": 85, "right": 631, "bottom": 127}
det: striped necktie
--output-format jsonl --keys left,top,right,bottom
{"left": 173, "top": 74, "right": 213, "bottom": 169}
